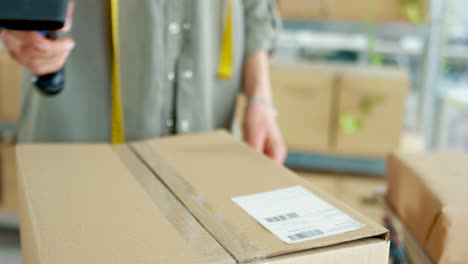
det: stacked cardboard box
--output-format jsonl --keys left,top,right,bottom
{"left": 0, "top": 46, "right": 21, "bottom": 123}
{"left": 271, "top": 62, "right": 336, "bottom": 152}
{"left": 387, "top": 153, "right": 468, "bottom": 264}
{"left": 278, "top": 0, "right": 427, "bottom": 23}
{"left": 271, "top": 60, "right": 408, "bottom": 158}
{"left": 0, "top": 139, "right": 18, "bottom": 214}
{"left": 17, "top": 131, "right": 390, "bottom": 263}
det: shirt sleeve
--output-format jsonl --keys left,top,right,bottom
{"left": 243, "top": 0, "right": 281, "bottom": 59}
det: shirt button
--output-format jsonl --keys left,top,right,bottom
{"left": 180, "top": 120, "right": 190, "bottom": 132}
{"left": 169, "top": 22, "right": 180, "bottom": 35}
{"left": 168, "top": 72, "right": 175, "bottom": 81}
{"left": 183, "top": 23, "right": 191, "bottom": 30}
{"left": 183, "top": 70, "right": 193, "bottom": 79}
{"left": 166, "top": 119, "right": 174, "bottom": 127}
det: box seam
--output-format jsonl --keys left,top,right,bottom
{"left": 128, "top": 142, "right": 246, "bottom": 263}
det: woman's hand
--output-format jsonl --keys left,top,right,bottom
{"left": 0, "top": 2, "right": 75, "bottom": 76}
{"left": 243, "top": 97, "right": 287, "bottom": 164}
{"left": 242, "top": 51, "right": 287, "bottom": 164}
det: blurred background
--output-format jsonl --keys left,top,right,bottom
{"left": 270, "top": 0, "right": 467, "bottom": 155}
{"left": 1, "top": 0, "right": 467, "bottom": 263}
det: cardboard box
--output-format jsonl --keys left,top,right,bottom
{"left": 0, "top": 141, "right": 18, "bottom": 214}
{"left": 0, "top": 47, "right": 21, "bottom": 123}
{"left": 271, "top": 61, "right": 336, "bottom": 152}
{"left": 334, "top": 66, "right": 408, "bottom": 157}
{"left": 278, "top": 0, "right": 427, "bottom": 23}
{"left": 270, "top": 60, "right": 408, "bottom": 158}
{"left": 277, "top": 0, "right": 324, "bottom": 20}
{"left": 325, "top": 0, "right": 427, "bottom": 23}
{"left": 385, "top": 205, "right": 434, "bottom": 264}
{"left": 132, "top": 131, "right": 390, "bottom": 263}
{"left": 17, "top": 144, "right": 232, "bottom": 264}
{"left": 17, "top": 131, "right": 390, "bottom": 263}
{"left": 387, "top": 153, "right": 468, "bottom": 264}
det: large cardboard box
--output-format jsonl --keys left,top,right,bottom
{"left": 0, "top": 47, "right": 21, "bottom": 123}
{"left": 271, "top": 61, "right": 336, "bottom": 152}
{"left": 278, "top": 0, "right": 427, "bottom": 23}
{"left": 334, "top": 66, "right": 408, "bottom": 157}
{"left": 17, "top": 131, "right": 390, "bottom": 263}
{"left": 132, "top": 131, "right": 390, "bottom": 263}
{"left": 387, "top": 153, "right": 468, "bottom": 264}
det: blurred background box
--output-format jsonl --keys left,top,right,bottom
{"left": 270, "top": 60, "right": 408, "bottom": 159}
{"left": 271, "top": 60, "right": 336, "bottom": 152}
{"left": 334, "top": 66, "right": 408, "bottom": 157}
{"left": 0, "top": 47, "right": 21, "bottom": 124}
{"left": 387, "top": 153, "right": 468, "bottom": 264}
{"left": 278, "top": 0, "right": 427, "bottom": 23}
{"left": 0, "top": 141, "right": 18, "bottom": 214}
{"left": 325, "top": 0, "right": 427, "bottom": 23}
{"left": 277, "top": 0, "right": 325, "bottom": 20}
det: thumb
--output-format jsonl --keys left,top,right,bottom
{"left": 60, "top": 1, "right": 75, "bottom": 33}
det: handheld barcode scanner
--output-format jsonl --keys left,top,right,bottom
{"left": 0, "top": 0, "right": 69, "bottom": 96}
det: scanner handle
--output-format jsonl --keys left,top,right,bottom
{"left": 33, "top": 31, "right": 65, "bottom": 96}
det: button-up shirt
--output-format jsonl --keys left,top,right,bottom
{"left": 18, "top": 0, "right": 279, "bottom": 142}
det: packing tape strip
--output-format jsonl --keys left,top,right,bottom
{"left": 129, "top": 142, "right": 268, "bottom": 263}
{"left": 115, "top": 145, "right": 236, "bottom": 264}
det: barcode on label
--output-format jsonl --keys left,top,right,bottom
{"left": 265, "top": 213, "right": 300, "bottom": 223}
{"left": 288, "top": 229, "right": 325, "bottom": 241}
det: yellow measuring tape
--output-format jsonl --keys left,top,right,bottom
{"left": 217, "top": 0, "right": 233, "bottom": 79}
{"left": 110, "top": 0, "right": 126, "bottom": 144}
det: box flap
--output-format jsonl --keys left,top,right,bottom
{"left": 16, "top": 144, "right": 207, "bottom": 264}
{"left": 388, "top": 153, "right": 468, "bottom": 263}
{"left": 132, "top": 131, "right": 388, "bottom": 263}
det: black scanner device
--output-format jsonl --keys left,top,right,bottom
{"left": 0, "top": 0, "right": 69, "bottom": 96}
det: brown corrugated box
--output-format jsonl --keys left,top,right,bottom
{"left": 335, "top": 66, "right": 408, "bottom": 157}
{"left": 325, "top": 0, "right": 427, "bottom": 23}
{"left": 17, "top": 131, "right": 390, "bottom": 263}
{"left": 277, "top": 0, "right": 325, "bottom": 20}
{"left": 271, "top": 60, "right": 408, "bottom": 158}
{"left": 387, "top": 153, "right": 468, "bottom": 264}
{"left": 271, "top": 61, "right": 336, "bottom": 152}
{"left": 0, "top": 48, "right": 21, "bottom": 123}
{"left": 278, "top": 0, "right": 427, "bottom": 23}
{"left": 0, "top": 141, "right": 18, "bottom": 213}
{"left": 132, "top": 131, "right": 390, "bottom": 263}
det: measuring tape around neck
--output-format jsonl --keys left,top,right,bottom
{"left": 110, "top": 0, "right": 126, "bottom": 144}
{"left": 217, "top": 0, "right": 233, "bottom": 79}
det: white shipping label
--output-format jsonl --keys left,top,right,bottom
{"left": 232, "top": 186, "right": 364, "bottom": 244}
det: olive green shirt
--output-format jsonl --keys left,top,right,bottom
{"left": 18, "top": 0, "right": 278, "bottom": 142}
